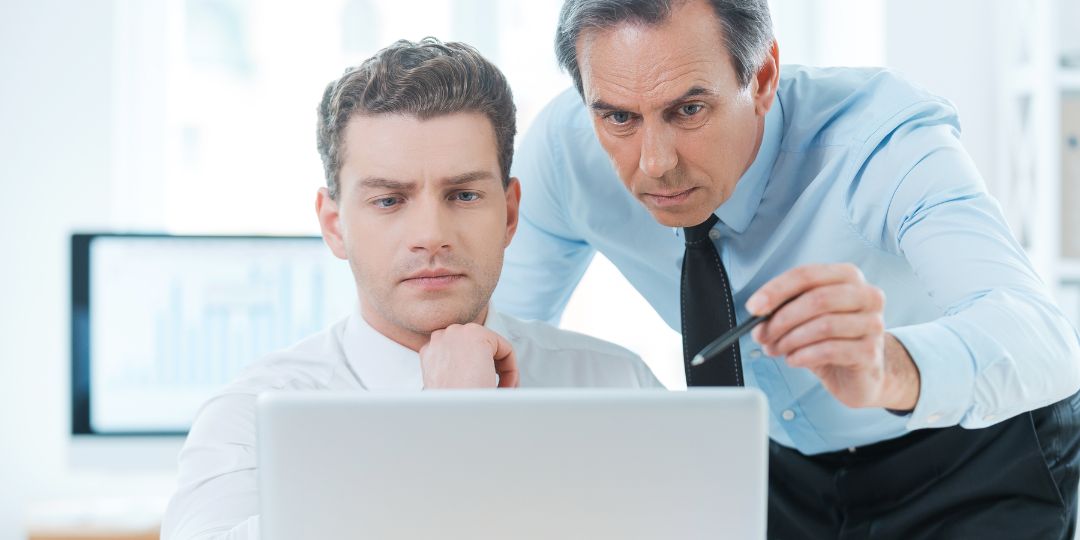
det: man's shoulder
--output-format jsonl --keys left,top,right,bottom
{"left": 492, "top": 312, "right": 662, "bottom": 388}
{"left": 524, "top": 87, "right": 600, "bottom": 152}
{"left": 537, "top": 87, "right": 591, "bottom": 127}
{"left": 184, "top": 319, "right": 353, "bottom": 443}
{"left": 499, "top": 313, "right": 636, "bottom": 358}
{"left": 778, "top": 65, "right": 959, "bottom": 150}
{"left": 219, "top": 317, "right": 352, "bottom": 396}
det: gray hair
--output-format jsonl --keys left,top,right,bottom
{"left": 555, "top": 0, "right": 774, "bottom": 96}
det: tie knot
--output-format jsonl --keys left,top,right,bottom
{"left": 683, "top": 214, "right": 719, "bottom": 245}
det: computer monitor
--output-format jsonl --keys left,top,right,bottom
{"left": 70, "top": 233, "right": 356, "bottom": 439}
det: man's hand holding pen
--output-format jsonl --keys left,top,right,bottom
{"left": 747, "top": 263, "right": 921, "bottom": 412}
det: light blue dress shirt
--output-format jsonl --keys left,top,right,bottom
{"left": 493, "top": 65, "right": 1080, "bottom": 455}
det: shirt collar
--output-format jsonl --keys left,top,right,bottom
{"left": 483, "top": 309, "right": 512, "bottom": 340}
{"left": 713, "top": 94, "right": 784, "bottom": 234}
{"left": 342, "top": 307, "right": 505, "bottom": 391}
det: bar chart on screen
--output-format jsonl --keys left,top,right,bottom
{"left": 148, "top": 263, "right": 328, "bottom": 388}
{"left": 84, "top": 235, "right": 356, "bottom": 434}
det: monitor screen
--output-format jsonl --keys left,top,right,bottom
{"left": 71, "top": 233, "right": 356, "bottom": 435}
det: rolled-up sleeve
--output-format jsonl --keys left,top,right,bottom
{"left": 851, "top": 115, "right": 1080, "bottom": 430}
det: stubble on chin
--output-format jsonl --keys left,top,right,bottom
{"left": 393, "top": 295, "right": 488, "bottom": 335}
{"left": 353, "top": 249, "right": 504, "bottom": 336}
{"left": 363, "top": 277, "right": 492, "bottom": 336}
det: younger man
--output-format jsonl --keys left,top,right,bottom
{"left": 161, "top": 38, "right": 660, "bottom": 539}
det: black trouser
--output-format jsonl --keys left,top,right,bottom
{"left": 768, "top": 391, "right": 1080, "bottom": 539}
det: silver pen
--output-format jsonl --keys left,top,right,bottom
{"left": 690, "top": 296, "right": 797, "bottom": 367}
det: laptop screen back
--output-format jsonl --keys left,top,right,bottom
{"left": 257, "top": 389, "right": 768, "bottom": 540}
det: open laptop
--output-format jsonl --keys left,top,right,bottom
{"left": 257, "top": 389, "right": 768, "bottom": 539}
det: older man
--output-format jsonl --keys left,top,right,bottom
{"left": 161, "top": 38, "right": 660, "bottom": 539}
{"left": 494, "top": 0, "right": 1080, "bottom": 538}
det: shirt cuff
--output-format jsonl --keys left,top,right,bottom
{"left": 889, "top": 321, "right": 976, "bottom": 430}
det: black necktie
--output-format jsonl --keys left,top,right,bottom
{"left": 681, "top": 214, "right": 744, "bottom": 387}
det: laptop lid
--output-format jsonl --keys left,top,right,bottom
{"left": 257, "top": 389, "right": 768, "bottom": 540}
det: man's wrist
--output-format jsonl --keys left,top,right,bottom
{"left": 882, "top": 333, "right": 920, "bottom": 412}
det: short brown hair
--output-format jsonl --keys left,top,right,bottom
{"left": 317, "top": 38, "right": 517, "bottom": 199}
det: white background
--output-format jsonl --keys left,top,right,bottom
{"left": 0, "top": 0, "right": 1072, "bottom": 537}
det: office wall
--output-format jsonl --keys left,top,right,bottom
{"left": 0, "top": 0, "right": 1007, "bottom": 537}
{"left": 883, "top": 0, "right": 1000, "bottom": 196}
{"left": 0, "top": 1, "right": 116, "bottom": 537}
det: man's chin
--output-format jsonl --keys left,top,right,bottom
{"left": 396, "top": 302, "right": 487, "bottom": 334}
{"left": 644, "top": 205, "right": 716, "bottom": 229}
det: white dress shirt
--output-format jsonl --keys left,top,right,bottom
{"left": 161, "top": 309, "right": 662, "bottom": 539}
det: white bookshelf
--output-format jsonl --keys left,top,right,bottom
{"left": 1061, "top": 70, "right": 1080, "bottom": 92}
{"left": 996, "top": 0, "right": 1080, "bottom": 324}
{"left": 1060, "top": 259, "right": 1080, "bottom": 283}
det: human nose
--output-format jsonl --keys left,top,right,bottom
{"left": 638, "top": 122, "right": 678, "bottom": 178}
{"left": 406, "top": 196, "right": 452, "bottom": 255}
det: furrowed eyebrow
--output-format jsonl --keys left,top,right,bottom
{"left": 357, "top": 171, "right": 494, "bottom": 191}
{"left": 358, "top": 177, "right": 414, "bottom": 191}
{"left": 663, "top": 86, "right": 717, "bottom": 109}
{"left": 589, "top": 98, "right": 623, "bottom": 113}
{"left": 443, "top": 170, "right": 495, "bottom": 186}
{"left": 590, "top": 86, "right": 717, "bottom": 114}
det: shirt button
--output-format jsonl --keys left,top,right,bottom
{"left": 708, "top": 229, "right": 720, "bottom": 241}
{"left": 926, "top": 413, "right": 942, "bottom": 424}
{"left": 749, "top": 349, "right": 762, "bottom": 359}
{"left": 781, "top": 409, "right": 795, "bottom": 421}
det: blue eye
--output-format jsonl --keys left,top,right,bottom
{"left": 680, "top": 103, "right": 703, "bottom": 116}
{"left": 454, "top": 191, "right": 481, "bottom": 202}
{"left": 373, "top": 196, "right": 401, "bottom": 208}
{"left": 607, "top": 111, "right": 632, "bottom": 125}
